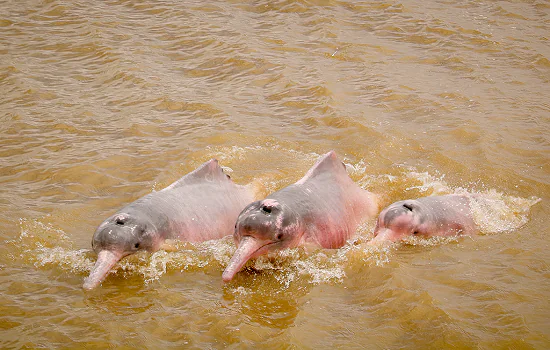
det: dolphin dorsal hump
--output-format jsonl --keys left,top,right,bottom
{"left": 163, "top": 159, "right": 229, "bottom": 190}
{"left": 296, "top": 151, "right": 346, "bottom": 185}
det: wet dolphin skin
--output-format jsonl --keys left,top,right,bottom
{"left": 84, "top": 159, "right": 254, "bottom": 290}
{"left": 223, "top": 151, "right": 378, "bottom": 282}
{"left": 369, "top": 194, "right": 477, "bottom": 244}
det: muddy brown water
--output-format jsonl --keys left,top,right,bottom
{"left": 0, "top": 0, "right": 548, "bottom": 348}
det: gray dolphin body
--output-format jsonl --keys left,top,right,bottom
{"left": 369, "top": 194, "right": 477, "bottom": 244}
{"left": 83, "top": 159, "right": 255, "bottom": 290}
{"left": 222, "top": 151, "right": 379, "bottom": 282}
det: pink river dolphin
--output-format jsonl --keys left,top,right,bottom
{"left": 83, "top": 159, "right": 255, "bottom": 290}
{"left": 369, "top": 194, "right": 477, "bottom": 244}
{"left": 222, "top": 151, "right": 379, "bottom": 282}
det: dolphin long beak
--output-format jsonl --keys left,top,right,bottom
{"left": 222, "top": 236, "right": 267, "bottom": 283}
{"left": 367, "top": 228, "right": 396, "bottom": 245}
{"left": 83, "top": 250, "right": 123, "bottom": 290}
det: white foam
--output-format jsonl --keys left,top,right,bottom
{"left": 469, "top": 190, "right": 541, "bottom": 234}
{"left": 405, "top": 171, "right": 451, "bottom": 195}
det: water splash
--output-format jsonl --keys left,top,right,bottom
{"left": 469, "top": 190, "right": 541, "bottom": 234}
{"left": 8, "top": 149, "right": 541, "bottom": 290}
{"left": 405, "top": 171, "right": 451, "bottom": 195}
{"left": 386, "top": 170, "right": 540, "bottom": 235}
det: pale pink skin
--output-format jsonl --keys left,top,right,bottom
{"left": 84, "top": 159, "right": 255, "bottom": 290}
{"left": 222, "top": 151, "right": 378, "bottom": 282}
{"left": 369, "top": 194, "right": 477, "bottom": 245}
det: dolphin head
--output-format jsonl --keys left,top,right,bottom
{"left": 370, "top": 200, "right": 427, "bottom": 244}
{"left": 83, "top": 212, "right": 158, "bottom": 290}
{"left": 91, "top": 212, "right": 158, "bottom": 254}
{"left": 222, "top": 198, "right": 303, "bottom": 282}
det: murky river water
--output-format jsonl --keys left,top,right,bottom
{"left": 1, "top": 0, "right": 548, "bottom": 348}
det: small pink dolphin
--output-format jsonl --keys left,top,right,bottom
{"left": 369, "top": 194, "right": 477, "bottom": 244}
{"left": 84, "top": 159, "right": 254, "bottom": 290}
{"left": 222, "top": 151, "right": 378, "bottom": 282}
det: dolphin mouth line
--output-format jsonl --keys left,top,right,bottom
{"left": 83, "top": 250, "right": 123, "bottom": 290}
{"left": 222, "top": 236, "right": 280, "bottom": 282}
{"left": 241, "top": 236, "right": 279, "bottom": 254}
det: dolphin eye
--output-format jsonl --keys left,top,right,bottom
{"left": 413, "top": 231, "right": 418, "bottom": 235}
{"left": 403, "top": 203, "right": 414, "bottom": 211}
{"left": 277, "top": 233, "right": 283, "bottom": 240}
{"left": 134, "top": 243, "right": 140, "bottom": 249}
